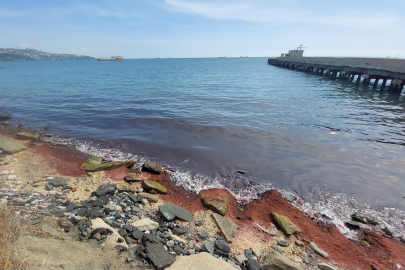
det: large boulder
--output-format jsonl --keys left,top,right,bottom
{"left": 200, "top": 193, "right": 228, "bottom": 216}
{"left": 0, "top": 137, "right": 27, "bottom": 154}
{"left": 211, "top": 213, "right": 237, "bottom": 243}
{"left": 158, "top": 204, "right": 193, "bottom": 222}
{"left": 142, "top": 161, "right": 162, "bottom": 174}
{"left": 167, "top": 252, "right": 237, "bottom": 270}
{"left": 91, "top": 218, "right": 128, "bottom": 250}
{"left": 142, "top": 180, "right": 167, "bottom": 194}
{"left": 270, "top": 213, "right": 300, "bottom": 236}
{"left": 83, "top": 161, "right": 135, "bottom": 172}
{"left": 262, "top": 250, "right": 300, "bottom": 270}
{"left": 16, "top": 131, "right": 39, "bottom": 142}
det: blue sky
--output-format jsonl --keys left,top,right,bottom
{"left": 1, "top": 0, "right": 404, "bottom": 58}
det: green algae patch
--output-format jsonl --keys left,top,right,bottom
{"left": 15, "top": 131, "right": 39, "bottom": 142}
{"left": 142, "top": 180, "right": 167, "bottom": 194}
{"left": 83, "top": 161, "right": 135, "bottom": 172}
{"left": 270, "top": 213, "right": 300, "bottom": 236}
{"left": 200, "top": 193, "right": 229, "bottom": 216}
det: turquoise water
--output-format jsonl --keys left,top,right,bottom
{"left": 1, "top": 58, "right": 405, "bottom": 211}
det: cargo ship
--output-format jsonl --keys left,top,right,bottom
{"left": 97, "top": 56, "right": 123, "bottom": 61}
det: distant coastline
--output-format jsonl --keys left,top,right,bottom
{"left": 0, "top": 48, "right": 94, "bottom": 62}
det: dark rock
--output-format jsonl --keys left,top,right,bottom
{"left": 119, "top": 229, "right": 127, "bottom": 237}
{"left": 277, "top": 240, "right": 288, "bottom": 247}
{"left": 214, "top": 240, "right": 231, "bottom": 253}
{"left": 295, "top": 240, "right": 305, "bottom": 247}
{"left": 142, "top": 233, "right": 164, "bottom": 244}
{"left": 245, "top": 249, "right": 253, "bottom": 258}
{"left": 66, "top": 203, "right": 76, "bottom": 212}
{"left": 0, "top": 114, "right": 12, "bottom": 121}
{"left": 117, "top": 186, "right": 134, "bottom": 193}
{"left": 142, "top": 161, "right": 162, "bottom": 175}
{"left": 158, "top": 204, "right": 193, "bottom": 222}
{"left": 247, "top": 258, "right": 262, "bottom": 270}
{"left": 45, "top": 184, "right": 53, "bottom": 191}
{"left": 172, "top": 227, "right": 187, "bottom": 235}
{"left": 117, "top": 237, "right": 124, "bottom": 243}
{"left": 132, "top": 230, "right": 144, "bottom": 240}
{"left": 216, "top": 236, "right": 224, "bottom": 241}
{"left": 128, "top": 194, "right": 139, "bottom": 203}
{"left": 123, "top": 224, "right": 134, "bottom": 233}
{"left": 197, "top": 232, "right": 208, "bottom": 241}
{"left": 345, "top": 221, "right": 361, "bottom": 230}
{"left": 115, "top": 245, "right": 128, "bottom": 252}
{"left": 125, "top": 237, "right": 133, "bottom": 245}
{"left": 52, "top": 211, "right": 65, "bottom": 218}
{"left": 145, "top": 241, "right": 175, "bottom": 269}
{"left": 195, "top": 221, "right": 203, "bottom": 227}
{"left": 59, "top": 218, "right": 73, "bottom": 232}
{"left": 76, "top": 208, "right": 89, "bottom": 217}
{"left": 49, "top": 177, "right": 69, "bottom": 187}
{"left": 173, "top": 244, "right": 182, "bottom": 255}
{"left": 96, "top": 183, "right": 116, "bottom": 197}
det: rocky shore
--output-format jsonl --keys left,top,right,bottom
{"left": 1, "top": 124, "right": 405, "bottom": 270}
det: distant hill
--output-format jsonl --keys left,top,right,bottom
{"left": 0, "top": 48, "right": 94, "bottom": 62}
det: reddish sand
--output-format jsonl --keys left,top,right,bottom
{"left": 29, "top": 144, "right": 88, "bottom": 177}
{"left": 104, "top": 167, "right": 131, "bottom": 181}
{"left": 2, "top": 129, "right": 405, "bottom": 270}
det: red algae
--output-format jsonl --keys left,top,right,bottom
{"left": 243, "top": 189, "right": 405, "bottom": 270}
{"left": 28, "top": 144, "right": 87, "bottom": 177}
{"left": 104, "top": 166, "right": 131, "bottom": 181}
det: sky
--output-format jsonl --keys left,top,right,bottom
{"left": 1, "top": 0, "right": 404, "bottom": 58}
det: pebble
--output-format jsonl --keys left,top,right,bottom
{"left": 318, "top": 263, "right": 337, "bottom": 270}
{"left": 0, "top": 170, "right": 9, "bottom": 175}
{"left": 8, "top": 175, "right": 16, "bottom": 180}
{"left": 46, "top": 177, "right": 54, "bottom": 180}
{"left": 270, "top": 223, "right": 278, "bottom": 236}
{"left": 245, "top": 248, "right": 253, "bottom": 258}
{"left": 251, "top": 246, "right": 261, "bottom": 257}
{"left": 295, "top": 240, "right": 305, "bottom": 247}
{"left": 277, "top": 240, "right": 288, "bottom": 247}
{"left": 235, "top": 253, "right": 248, "bottom": 264}
{"left": 309, "top": 242, "right": 329, "bottom": 258}
{"left": 166, "top": 240, "right": 175, "bottom": 247}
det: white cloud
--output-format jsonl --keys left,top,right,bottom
{"left": 164, "top": 0, "right": 399, "bottom": 30}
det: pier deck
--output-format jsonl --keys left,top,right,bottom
{"left": 268, "top": 56, "right": 405, "bottom": 93}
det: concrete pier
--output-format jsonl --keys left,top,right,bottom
{"left": 268, "top": 56, "right": 405, "bottom": 94}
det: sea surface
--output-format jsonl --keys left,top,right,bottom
{"left": 1, "top": 58, "right": 405, "bottom": 236}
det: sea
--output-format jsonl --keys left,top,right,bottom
{"left": 1, "top": 57, "right": 404, "bottom": 238}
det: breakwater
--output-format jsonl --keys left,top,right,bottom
{"left": 268, "top": 57, "right": 405, "bottom": 93}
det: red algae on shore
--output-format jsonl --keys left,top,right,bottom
{"left": 29, "top": 144, "right": 88, "bottom": 177}
{"left": 244, "top": 189, "right": 405, "bottom": 270}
